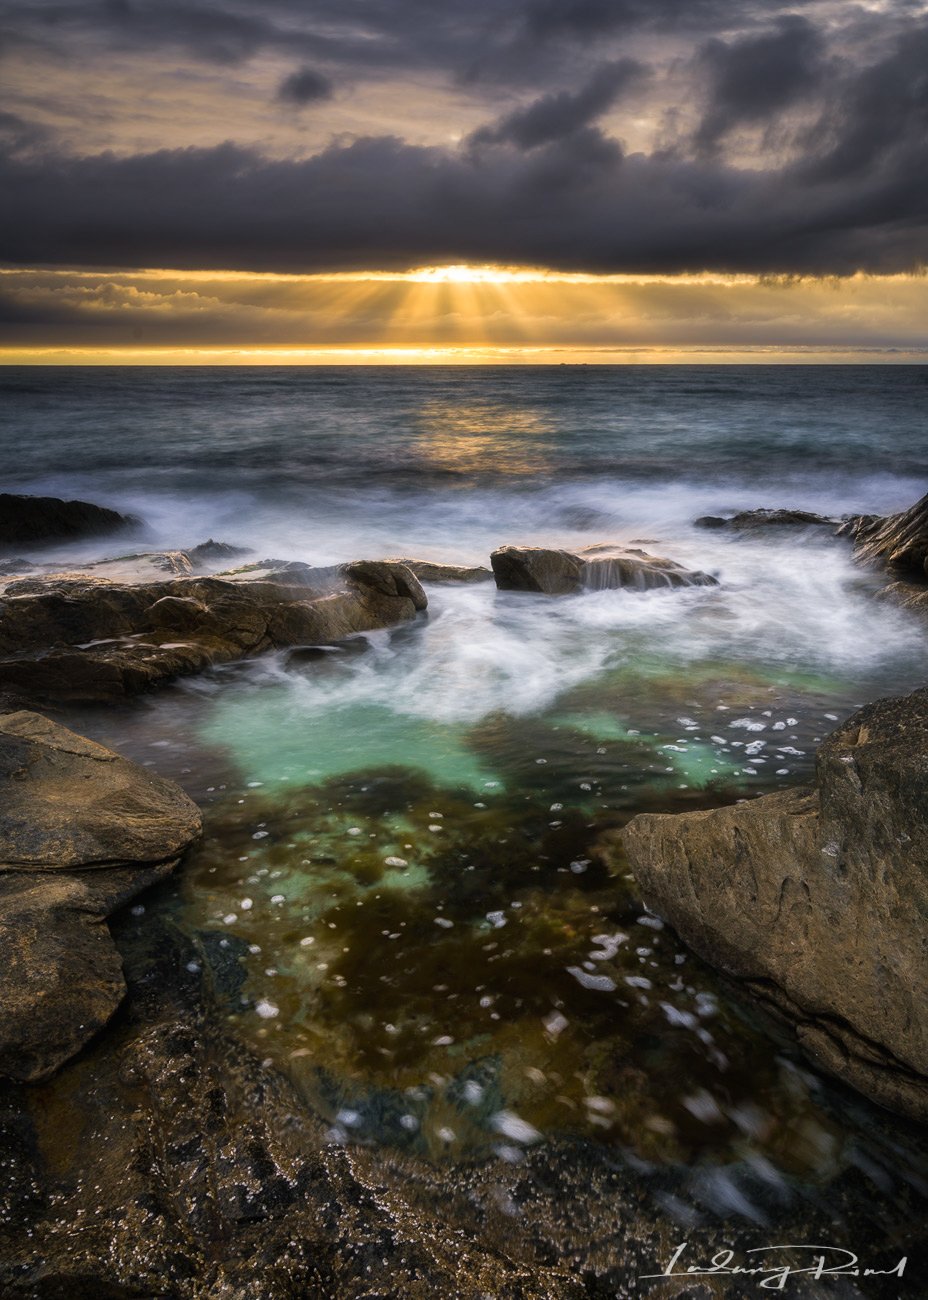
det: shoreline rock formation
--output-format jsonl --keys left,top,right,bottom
{"left": 840, "top": 491, "right": 928, "bottom": 578}
{"left": 2, "top": 904, "right": 915, "bottom": 1299}
{"left": 0, "top": 558, "right": 427, "bottom": 700}
{"left": 491, "top": 543, "right": 718, "bottom": 595}
{"left": 382, "top": 556, "right": 493, "bottom": 583}
{"left": 840, "top": 490, "right": 928, "bottom": 611}
{"left": 621, "top": 688, "right": 928, "bottom": 1122}
{"left": 0, "top": 711, "right": 201, "bottom": 1081}
{"left": 695, "top": 507, "right": 839, "bottom": 532}
{"left": 0, "top": 493, "right": 138, "bottom": 549}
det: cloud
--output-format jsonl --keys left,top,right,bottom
{"left": 97, "top": 0, "right": 275, "bottom": 65}
{"left": 468, "top": 59, "right": 646, "bottom": 149}
{"left": 1, "top": 108, "right": 926, "bottom": 278}
{"left": 3, "top": 266, "right": 927, "bottom": 358}
{"left": 799, "top": 20, "right": 928, "bottom": 183}
{"left": 277, "top": 67, "right": 334, "bottom": 106}
{"left": 0, "top": 1, "right": 925, "bottom": 281}
{"left": 694, "top": 16, "right": 826, "bottom": 153}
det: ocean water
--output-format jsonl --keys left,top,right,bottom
{"left": 4, "top": 365, "right": 928, "bottom": 1234}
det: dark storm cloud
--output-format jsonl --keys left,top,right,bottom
{"left": 694, "top": 16, "right": 826, "bottom": 152}
{"left": 0, "top": 1, "right": 926, "bottom": 278}
{"left": 0, "top": 0, "right": 826, "bottom": 81}
{"left": 522, "top": 0, "right": 754, "bottom": 41}
{"left": 87, "top": 1, "right": 275, "bottom": 65}
{"left": 277, "top": 67, "right": 334, "bottom": 106}
{"left": 1, "top": 103, "right": 925, "bottom": 277}
{"left": 799, "top": 20, "right": 928, "bottom": 183}
{"left": 469, "top": 59, "right": 646, "bottom": 150}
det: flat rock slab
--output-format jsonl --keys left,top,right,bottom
{"left": 621, "top": 688, "right": 928, "bottom": 1121}
{"left": 0, "top": 559, "right": 427, "bottom": 700}
{"left": 382, "top": 556, "right": 493, "bottom": 583}
{"left": 491, "top": 543, "right": 718, "bottom": 595}
{"left": 0, "top": 541, "right": 252, "bottom": 593}
{"left": 0, "top": 711, "right": 202, "bottom": 1080}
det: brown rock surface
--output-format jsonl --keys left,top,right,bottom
{"left": 383, "top": 556, "right": 493, "bottom": 583}
{"left": 843, "top": 490, "right": 928, "bottom": 580}
{"left": 0, "top": 559, "right": 427, "bottom": 700}
{"left": 621, "top": 688, "right": 928, "bottom": 1121}
{"left": 0, "top": 712, "right": 201, "bottom": 1081}
{"left": 491, "top": 543, "right": 718, "bottom": 595}
{"left": 3, "top": 913, "right": 915, "bottom": 1299}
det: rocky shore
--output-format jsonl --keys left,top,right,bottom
{"left": 0, "top": 557, "right": 427, "bottom": 701}
{"left": 0, "top": 711, "right": 201, "bottom": 1081}
{"left": 621, "top": 687, "right": 928, "bottom": 1121}
{"left": 0, "top": 492, "right": 138, "bottom": 549}
{"left": 2, "top": 486, "right": 928, "bottom": 1296}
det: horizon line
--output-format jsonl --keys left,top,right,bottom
{"left": 2, "top": 345, "right": 928, "bottom": 367}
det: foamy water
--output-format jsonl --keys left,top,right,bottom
{"left": 5, "top": 364, "right": 928, "bottom": 1227}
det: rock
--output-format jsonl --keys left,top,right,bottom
{"left": 382, "top": 556, "right": 493, "bottom": 584}
{"left": 0, "top": 711, "right": 201, "bottom": 1081}
{"left": 620, "top": 688, "right": 928, "bottom": 1121}
{"left": 491, "top": 543, "right": 718, "bottom": 595}
{"left": 842, "top": 491, "right": 928, "bottom": 580}
{"left": 0, "top": 545, "right": 255, "bottom": 593}
{"left": 2, "top": 913, "right": 903, "bottom": 1299}
{"left": 0, "top": 559, "right": 33, "bottom": 577}
{"left": 0, "top": 559, "right": 427, "bottom": 701}
{"left": 0, "top": 493, "right": 138, "bottom": 550}
{"left": 186, "top": 539, "right": 251, "bottom": 568}
{"left": 694, "top": 508, "right": 838, "bottom": 532}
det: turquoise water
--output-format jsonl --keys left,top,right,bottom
{"left": 6, "top": 365, "right": 928, "bottom": 1228}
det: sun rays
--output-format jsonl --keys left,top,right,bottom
{"left": 1, "top": 265, "right": 927, "bottom": 364}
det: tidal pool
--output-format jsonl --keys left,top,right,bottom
{"left": 62, "top": 573, "right": 928, "bottom": 1226}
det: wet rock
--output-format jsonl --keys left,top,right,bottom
{"left": 842, "top": 491, "right": 928, "bottom": 580}
{"left": 0, "top": 493, "right": 138, "bottom": 550}
{"left": 286, "top": 637, "right": 373, "bottom": 666}
{"left": 694, "top": 508, "right": 838, "bottom": 532}
{"left": 4, "top": 914, "right": 905, "bottom": 1300}
{"left": 0, "top": 546, "right": 255, "bottom": 592}
{"left": 0, "top": 560, "right": 427, "bottom": 701}
{"left": 186, "top": 539, "right": 251, "bottom": 568}
{"left": 491, "top": 543, "right": 718, "bottom": 595}
{"left": 382, "top": 556, "right": 493, "bottom": 584}
{"left": 621, "top": 688, "right": 928, "bottom": 1122}
{"left": 0, "top": 711, "right": 201, "bottom": 1081}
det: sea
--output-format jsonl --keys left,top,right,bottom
{"left": 3, "top": 364, "right": 928, "bottom": 1254}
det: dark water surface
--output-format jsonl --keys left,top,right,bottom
{"left": 3, "top": 366, "right": 928, "bottom": 1258}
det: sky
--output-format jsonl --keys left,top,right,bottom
{"left": 1, "top": 0, "right": 927, "bottom": 362}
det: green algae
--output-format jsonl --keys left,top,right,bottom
{"left": 200, "top": 694, "right": 499, "bottom": 792}
{"left": 173, "top": 763, "right": 845, "bottom": 1173}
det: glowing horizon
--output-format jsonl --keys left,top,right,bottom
{"left": 3, "top": 345, "right": 927, "bottom": 366}
{"left": 1, "top": 264, "right": 926, "bottom": 363}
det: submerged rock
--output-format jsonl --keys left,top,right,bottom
{"left": 695, "top": 507, "right": 838, "bottom": 532}
{"left": 0, "top": 559, "right": 427, "bottom": 700}
{"left": 2, "top": 911, "right": 912, "bottom": 1299}
{"left": 0, "top": 493, "right": 138, "bottom": 549}
{"left": 0, "top": 711, "right": 201, "bottom": 1081}
{"left": 491, "top": 543, "right": 718, "bottom": 595}
{"left": 382, "top": 556, "right": 493, "bottom": 583}
{"left": 621, "top": 688, "right": 928, "bottom": 1121}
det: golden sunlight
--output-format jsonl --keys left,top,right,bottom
{"left": 1, "top": 266, "right": 926, "bottom": 363}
